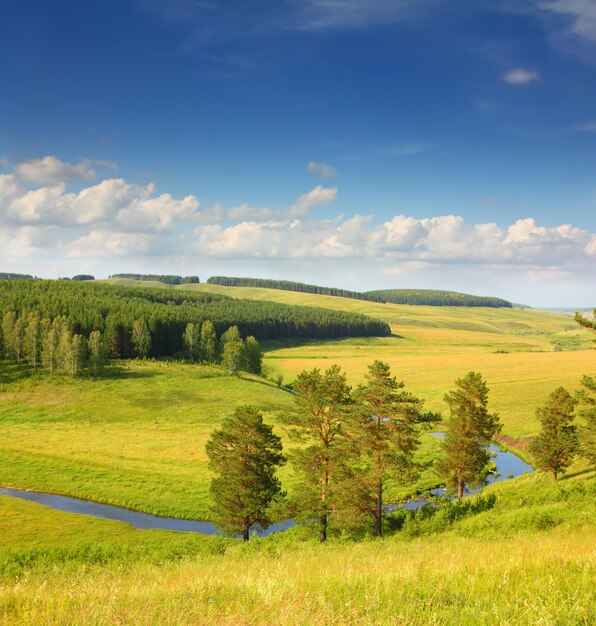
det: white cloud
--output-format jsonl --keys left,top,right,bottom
{"left": 500, "top": 68, "right": 541, "bottom": 85}
{"left": 288, "top": 185, "right": 338, "bottom": 217}
{"left": 1, "top": 177, "right": 201, "bottom": 232}
{"left": 14, "top": 156, "right": 97, "bottom": 185}
{"left": 306, "top": 161, "right": 338, "bottom": 178}
{"left": 63, "top": 230, "right": 156, "bottom": 257}
{"left": 189, "top": 213, "right": 594, "bottom": 270}
{"left": 538, "top": 0, "right": 596, "bottom": 42}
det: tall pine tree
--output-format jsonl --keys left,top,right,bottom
{"left": 206, "top": 405, "right": 285, "bottom": 540}
{"left": 529, "top": 387, "right": 578, "bottom": 480}
{"left": 437, "top": 371, "right": 501, "bottom": 498}
{"left": 352, "top": 360, "right": 423, "bottom": 536}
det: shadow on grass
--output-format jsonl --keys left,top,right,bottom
{"left": 560, "top": 468, "right": 595, "bottom": 481}
{"left": 238, "top": 375, "right": 296, "bottom": 394}
{"left": 261, "top": 333, "right": 404, "bottom": 353}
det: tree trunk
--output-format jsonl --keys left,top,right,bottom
{"left": 320, "top": 514, "right": 327, "bottom": 543}
{"left": 457, "top": 479, "right": 464, "bottom": 499}
{"left": 243, "top": 518, "right": 250, "bottom": 541}
{"left": 375, "top": 479, "right": 383, "bottom": 537}
{"left": 553, "top": 471, "right": 558, "bottom": 481}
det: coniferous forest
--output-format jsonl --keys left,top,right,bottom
{"left": 207, "top": 276, "right": 386, "bottom": 303}
{"left": 366, "top": 289, "right": 513, "bottom": 308}
{"left": 0, "top": 280, "right": 390, "bottom": 359}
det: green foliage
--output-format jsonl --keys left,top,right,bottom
{"left": 71, "top": 275, "right": 95, "bottom": 281}
{"left": 0, "top": 280, "right": 390, "bottom": 360}
{"left": 206, "top": 405, "right": 286, "bottom": 540}
{"left": 207, "top": 276, "right": 386, "bottom": 302}
{"left": 200, "top": 320, "right": 218, "bottom": 363}
{"left": 131, "top": 319, "right": 151, "bottom": 359}
{"left": 437, "top": 372, "right": 502, "bottom": 497}
{"left": 367, "top": 289, "right": 513, "bottom": 308}
{"left": 87, "top": 330, "right": 108, "bottom": 378}
{"left": 574, "top": 309, "right": 596, "bottom": 331}
{"left": 0, "top": 272, "right": 33, "bottom": 280}
{"left": 110, "top": 273, "right": 200, "bottom": 285}
{"left": 183, "top": 322, "right": 200, "bottom": 361}
{"left": 529, "top": 387, "right": 579, "bottom": 480}
{"left": 576, "top": 375, "right": 596, "bottom": 467}
{"left": 289, "top": 365, "right": 353, "bottom": 542}
{"left": 351, "top": 360, "right": 423, "bottom": 536}
{"left": 222, "top": 340, "right": 246, "bottom": 376}
{"left": 245, "top": 336, "right": 263, "bottom": 375}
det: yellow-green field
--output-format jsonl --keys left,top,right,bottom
{"left": 1, "top": 282, "right": 593, "bottom": 624}
{"left": 177, "top": 282, "right": 594, "bottom": 438}
{"left": 1, "top": 473, "right": 594, "bottom": 625}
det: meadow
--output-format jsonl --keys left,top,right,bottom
{"left": 0, "top": 471, "right": 594, "bottom": 625}
{"left": 0, "top": 283, "right": 594, "bottom": 624}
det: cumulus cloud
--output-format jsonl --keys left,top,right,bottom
{"left": 1, "top": 176, "right": 201, "bottom": 232}
{"left": 306, "top": 161, "right": 338, "bottom": 178}
{"left": 63, "top": 230, "right": 157, "bottom": 257}
{"left": 190, "top": 214, "right": 595, "bottom": 269}
{"left": 14, "top": 156, "right": 97, "bottom": 185}
{"left": 500, "top": 68, "right": 541, "bottom": 85}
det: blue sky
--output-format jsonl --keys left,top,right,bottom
{"left": 0, "top": 0, "right": 595, "bottom": 306}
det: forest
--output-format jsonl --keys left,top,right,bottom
{"left": 366, "top": 289, "right": 513, "bottom": 308}
{"left": 109, "top": 274, "right": 201, "bottom": 285}
{"left": 0, "top": 280, "right": 390, "bottom": 358}
{"left": 206, "top": 276, "right": 386, "bottom": 302}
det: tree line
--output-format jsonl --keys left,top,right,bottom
{"left": 207, "top": 364, "right": 595, "bottom": 541}
{"left": 1, "top": 310, "right": 264, "bottom": 378}
{"left": 0, "top": 280, "right": 390, "bottom": 359}
{"left": 206, "top": 276, "right": 387, "bottom": 303}
{"left": 110, "top": 274, "right": 201, "bottom": 285}
{"left": 366, "top": 289, "right": 513, "bottom": 308}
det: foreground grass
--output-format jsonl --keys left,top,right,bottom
{"left": 2, "top": 529, "right": 593, "bottom": 625}
{"left": 0, "top": 470, "right": 594, "bottom": 625}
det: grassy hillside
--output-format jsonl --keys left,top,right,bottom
{"left": 0, "top": 470, "right": 593, "bottom": 625}
{"left": 0, "top": 359, "right": 461, "bottom": 516}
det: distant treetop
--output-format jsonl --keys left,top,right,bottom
{"left": 71, "top": 275, "right": 95, "bottom": 281}
{"left": 109, "top": 273, "right": 200, "bottom": 285}
{"left": 365, "top": 289, "right": 513, "bottom": 308}
{"left": 206, "top": 276, "right": 386, "bottom": 303}
{"left": 0, "top": 273, "right": 34, "bottom": 280}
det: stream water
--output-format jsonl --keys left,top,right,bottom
{"left": 0, "top": 436, "right": 532, "bottom": 536}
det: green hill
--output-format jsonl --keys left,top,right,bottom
{"left": 367, "top": 289, "right": 513, "bottom": 308}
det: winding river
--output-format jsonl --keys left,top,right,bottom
{"left": 0, "top": 437, "right": 532, "bottom": 537}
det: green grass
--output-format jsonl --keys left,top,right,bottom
{"left": 0, "top": 471, "right": 593, "bottom": 625}
{"left": 0, "top": 361, "right": 296, "bottom": 519}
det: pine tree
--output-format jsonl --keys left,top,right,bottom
{"left": 206, "top": 405, "right": 285, "bottom": 540}
{"left": 131, "top": 319, "right": 151, "bottom": 359}
{"left": 245, "top": 335, "right": 263, "bottom": 375}
{"left": 289, "top": 365, "right": 352, "bottom": 542}
{"left": 437, "top": 371, "right": 502, "bottom": 498}
{"left": 352, "top": 360, "right": 423, "bottom": 537}
{"left": 199, "top": 320, "right": 218, "bottom": 363}
{"left": 183, "top": 322, "right": 200, "bottom": 362}
{"left": 529, "top": 387, "right": 579, "bottom": 480}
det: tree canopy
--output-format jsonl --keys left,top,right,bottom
{"left": 206, "top": 405, "right": 285, "bottom": 540}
